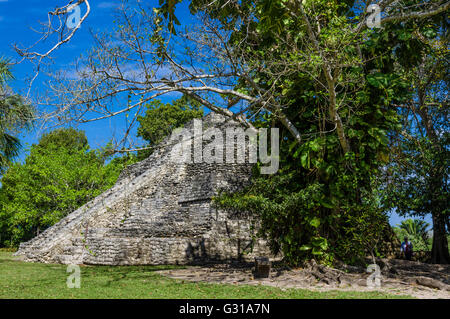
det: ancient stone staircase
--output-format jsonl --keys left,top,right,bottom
{"left": 15, "top": 113, "right": 272, "bottom": 265}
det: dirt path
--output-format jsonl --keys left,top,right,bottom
{"left": 156, "top": 259, "right": 450, "bottom": 299}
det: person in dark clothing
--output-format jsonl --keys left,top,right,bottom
{"left": 401, "top": 237, "right": 413, "bottom": 260}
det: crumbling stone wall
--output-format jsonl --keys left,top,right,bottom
{"left": 15, "top": 113, "right": 272, "bottom": 265}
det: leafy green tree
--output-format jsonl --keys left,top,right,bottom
{"left": 136, "top": 95, "right": 203, "bottom": 160}
{"left": 0, "top": 128, "right": 134, "bottom": 247}
{"left": 0, "top": 58, "right": 33, "bottom": 173}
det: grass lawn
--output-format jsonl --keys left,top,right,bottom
{"left": 0, "top": 251, "right": 411, "bottom": 299}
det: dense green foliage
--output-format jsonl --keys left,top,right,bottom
{"left": 216, "top": 175, "right": 391, "bottom": 265}
{"left": 0, "top": 251, "right": 411, "bottom": 299}
{"left": 0, "top": 58, "right": 33, "bottom": 173}
{"left": 0, "top": 129, "right": 134, "bottom": 247}
{"left": 136, "top": 95, "right": 203, "bottom": 160}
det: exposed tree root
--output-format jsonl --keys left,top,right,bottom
{"left": 303, "top": 258, "right": 450, "bottom": 291}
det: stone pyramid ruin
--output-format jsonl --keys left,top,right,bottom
{"left": 15, "top": 113, "right": 272, "bottom": 265}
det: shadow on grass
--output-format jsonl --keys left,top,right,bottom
{"left": 79, "top": 264, "right": 186, "bottom": 287}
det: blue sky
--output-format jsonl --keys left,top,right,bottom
{"left": 0, "top": 0, "right": 129, "bottom": 149}
{"left": 0, "top": 0, "right": 193, "bottom": 152}
{"left": 0, "top": 0, "right": 432, "bottom": 228}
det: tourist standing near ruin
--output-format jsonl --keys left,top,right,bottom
{"left": 401, "top": 237, "right": 414, "bottom": 261}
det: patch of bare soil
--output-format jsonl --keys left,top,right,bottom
{"left": 156, "top": 259, "right": 450, "bottom": 299}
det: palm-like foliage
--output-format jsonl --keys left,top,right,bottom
{"left": 0, "top": 58, "right": 33, "bottom": 172}
{"left": 399, "top": 219, "right": 430, "bottom": 243}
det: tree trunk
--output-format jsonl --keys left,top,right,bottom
{"left": 431, "top": 212, "right": 450, "bottom": 264}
